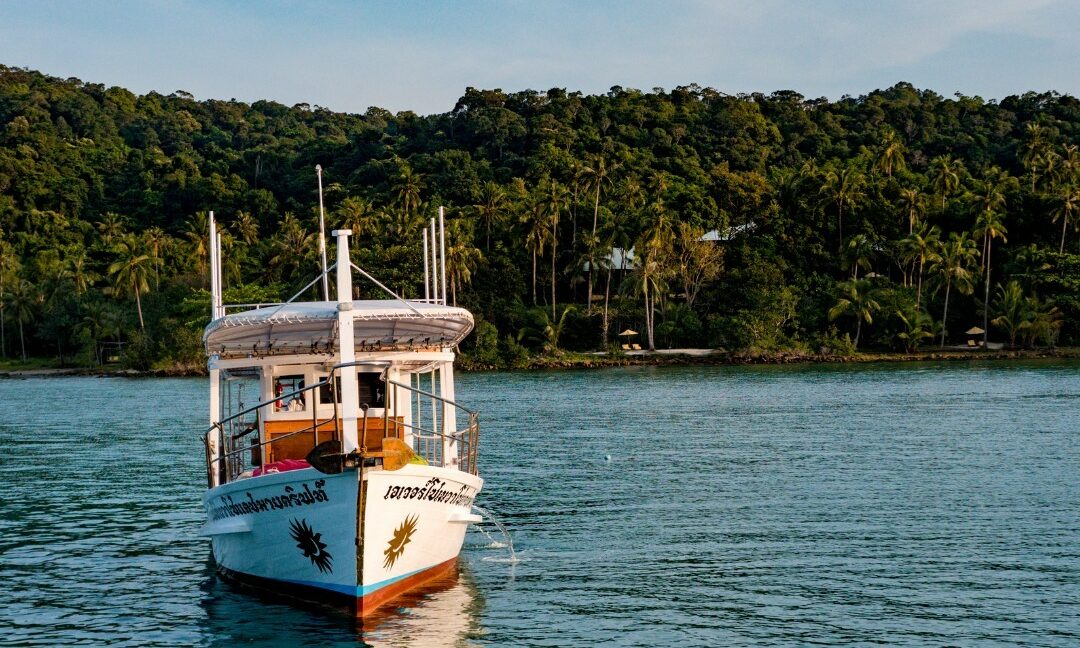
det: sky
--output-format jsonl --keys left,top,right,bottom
{"left": 0, "top": 0, "right": 1077, "bottom": 115}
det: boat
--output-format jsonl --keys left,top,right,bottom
{"left": 198, "top": 205, "right": 483, "bottom": 618}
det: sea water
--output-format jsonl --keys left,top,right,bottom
{"left": 1, "top": 361, "right": 1077, "bottom": 646}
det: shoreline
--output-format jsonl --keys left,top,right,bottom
{"left": 2, "top": 348, "right": 1078, "bottom": 378}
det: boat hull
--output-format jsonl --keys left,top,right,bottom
{"left": 202, "top": 465, "right": 482, "bottom": 616}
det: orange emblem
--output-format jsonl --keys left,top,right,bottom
{"left": 383, "top": 515, "right": 418, "bottom": 569}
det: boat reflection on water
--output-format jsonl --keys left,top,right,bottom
{"left": 199, "top": 557, "right": 485, "bottom": 646}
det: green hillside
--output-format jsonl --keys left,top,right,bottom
{"left": 1, "top": 65, "right": 1077, "bottom": 369}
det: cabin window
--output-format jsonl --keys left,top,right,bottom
{"left": 318, "top": 372, "right": 385, "bottom": 409}
{"left": 273, "top": 374, "right": 306, "bottom": 412}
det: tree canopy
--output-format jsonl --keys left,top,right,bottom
{"left": 1, "top": 65, "right": 1077, "bottom": 367}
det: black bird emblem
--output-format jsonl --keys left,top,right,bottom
{"left": 289, "top": 518, "right": 333, "bottom": 573}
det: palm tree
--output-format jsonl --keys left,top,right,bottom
{"left": 544, "top": 179, "right": 570, "bottom": 319}
{"left": 5, "top": 278, "right": 39, "bottom": 360}
{"left": 820, "top": 163, "right": 865, "bottom": 249}
{"left": 580, "top": 154, "right": 615, "bottom": 242}
{"left": 575, "top": 231, "right": 607, "bottom": 316}
{"left": 269, "top": 212, "right": 316, "bottom": 286}
{"left": 444, "top": 223, "right": 483, "bottom": 307}
{"left": 990, "top": 281, "right": 1028, "bottom": 348}
{"left": 844, "top": 234, "right": 874, "bottom": 279}
{"left": 142, "top": 227, "right": 169, "bottom": 287}
{"left": 895, "top": 305, "right": 934, "bottom": 352}
{"left": 875, "top": 130, "right": 907, "bottom": 177}
{"left": 897, "top": 187, "right": 924, "bottom": 236}
{"left": 334, "top": 196, "right": 381, "bottom": 241}
{"left": 973, "top": 210, "right": 1008, "bottom": 346}
{"left": 900, "top": 223, "right": 942, "bottom": 311}
{"left": 67, "top": 248, "right": 101, "bottom": 296}
{"left": 930, "top": 232, "right": 978, "bottom": 347}
{"left": 1051, "top": 184, "right": 1079, "bottom": 253}
{"left": 828, "top": 279, "right": 879, "bottom": 349}
{"left": 182, "top": 212, "right": 210, "bottom": 280}
{"left": 394, "top": 164, "right": 424, "bottom": 228}
{"left": 472, "top": 181, "right": 509, "bottom": 250}
{"left": 95, "top": 212, "right": 127, "bottom": 247}
{"left": 930, "top": 155, "right": 962, "bottom": 210}
{"left": 233, "top": 211, "right": 260, "bottom": 245}
{"left": 634, "top": 202, "right": 676, "bottom": 351}
{"left": 108, "top": 236, "right": 153, "bottom": 330}
{"left": 522, "top": 199, "right": 551, "bottom": 306}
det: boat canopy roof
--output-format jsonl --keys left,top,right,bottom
{"left": 204, "top": 300, "right": 474, "bottom": 359}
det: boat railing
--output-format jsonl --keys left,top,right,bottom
{"left": 202, "top": 362, "right": 479, "bottom": 486}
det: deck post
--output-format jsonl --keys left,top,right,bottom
{"left": 334, "top": 229, "right": 359, "bottom": 454}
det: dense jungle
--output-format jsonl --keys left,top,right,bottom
{"left": 0, "top": 65, "right": 1077, "bottom": 370}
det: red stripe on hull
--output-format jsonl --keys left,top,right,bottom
{"left": 216, "top": 558, "right": 460, "bottom": 619}
{"left": 360, "top": 557, "right": 458, "bottom": 616}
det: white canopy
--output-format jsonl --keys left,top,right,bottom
{"left": 204, "top": 300, "right": 474, "bottom": 359}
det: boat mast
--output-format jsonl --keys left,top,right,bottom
{"left": 439, "top": 206, "right": 447, "bottom": 306}
{"left": 316, "top": 165, "right": 330, "bottom": 301}
{"left": 430, "top": 218, "right": 439, "bottom": 304}
{"left": 422, "top": 228, "right": 430, "bottom": 301}
{"left": 208, "top": 210, "right": 222, "bottom": 486}
{"left": 334, "top": 229, "right": 360, "bottom": 454}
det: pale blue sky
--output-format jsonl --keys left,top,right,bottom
{"left": 1, "top": 0, "right": 1076, "bottom": 114}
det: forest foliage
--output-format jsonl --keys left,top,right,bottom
{"left": 0, "top": 65, "right": 1078, "bottom": 369}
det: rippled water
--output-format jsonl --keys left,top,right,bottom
{"left": 1, "top": 361, "right": 1078, "bottom": 646}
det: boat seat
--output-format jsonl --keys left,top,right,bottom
{"left": 264, "top": 416, "right": 403, "bottom": 463}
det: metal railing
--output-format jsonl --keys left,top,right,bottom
{"left": 202, "top": 361, "right": 479, "bottom": 486}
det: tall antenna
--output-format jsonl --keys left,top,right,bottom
{"left": 316, "top": 164, "right": 329, "bottom": 301}
{"left": 422, "top": 227, "right": 430, "bottom": 301}
{"left": 209, "top": 210, "right": 222, "bottom": 319}
{"left": 430, "top": 218, "right": 439, "bottom": 303}
{"left": 439, "top": 206, "right": 447, "bottom": 306}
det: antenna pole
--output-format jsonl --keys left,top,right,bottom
{"left": 439, "top": 206, "right": 447, "bottom": 306}
{"left": 209, "top": 210, "right": 221, "bottom": 319}
{"left": 430, "top": 218, "right": 439, "bottom": 303}
{"left": 316, "top": 165, "right": 329, "bottom": 301}
{"left": 422, "top": 228, "right": 430, "bottom": 302}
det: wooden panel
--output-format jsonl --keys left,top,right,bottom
{"left": 263, "top": 417, "right": 403, "bottom": 463}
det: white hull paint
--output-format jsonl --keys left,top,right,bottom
{"left": 201, "top": 465, "right": 482, "bottom": 614}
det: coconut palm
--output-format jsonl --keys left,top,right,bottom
{"left": 990, "top": 281, "right": 1028, "bottom": 348}
{"left": 543, "top": 179, "right": 570, "bottom": 319}
{"left": 843, "top": 234, "right": 875, "bottom": 280}
{"left": 95, "top": 212, "right": 127, "bottom": 247}
{"left": 522, "top": 199, "right": 551, "bottom": 306}
{"left": 67, "top": 248, "right": 101, "bottom": 296}
{"left": 269, "top": 212, "right": 316, "bottom": 285}
{"left": 444, "top": 222, "right": 483, "bottom": 307}
{"left": 1051, "top": 184, "right": 1079, "bottom": 253}
{"left": 875, "top": 129, "right": 907, "bottom": 177}
{"left": 973, "top": 210, "right": 1008, "bottom": 346}
{"left": 472, "top": 181, "right": 509, "bottom": 250}
{"left": 579, "top": 154, "right": 615, "bottom": 242}
{"left": 233, "top": 211, "right": 260, "bottom": 245}
{"left": 897, "top": 187, "right": 925, "bottom": 236}
{"left": 819, "top": 163, "right": 865, "bottom": 249}
{"left": 930, "top": 155, "right": 962, "bottom": 210}
{"left": 334, "top": 196, "right": 381, "bottom": 241}
{"left": 930, "top": 232, "right": 978, "bottom": 347}
{"left": 828, "top": 279, "right": 879, "bottom": 349}
{"left": 394, "top": 164, "right": 424, "bottom": 227}
{"left": 900, "top": 223, "right": 942, "bottom": 311}
{"left": 108, "top": 236, "right": 153, "bottom": 330}
{"left": 895, "top": 305, "right": 934, "bottom": 352}
{"left": 5, "top": 278, "right": 40, "bottom": 360}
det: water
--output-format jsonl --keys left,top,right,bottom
{"left": 1, "top": 361, "right": 1078, "bottom": 646}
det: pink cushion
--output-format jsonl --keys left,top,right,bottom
{"left": 253, "top": 458, "right": 311, "bottom": 477}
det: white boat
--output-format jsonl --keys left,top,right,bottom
{"left": 199, "top": 210, "right": 483, "bottom": 617}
